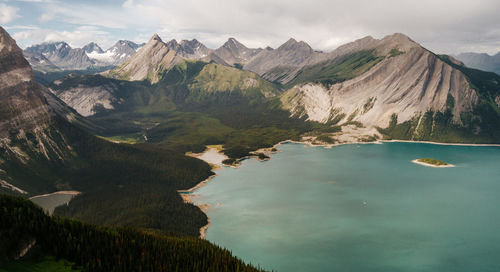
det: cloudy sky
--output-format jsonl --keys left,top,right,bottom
{"left": 1, "top": 0, "right": 499, "bottom": 54}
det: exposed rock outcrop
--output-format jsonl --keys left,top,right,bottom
{"left": 281, "top": 34, "right": 479, "bottom": 129}
{"left": 106, "top": 34, "right": 183, "bottom": 83}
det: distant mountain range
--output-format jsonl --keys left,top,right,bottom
{"left": 23, "top": 40, "right": 145, "bottom": 72}
{"left": 454, "top": 52, "right": 500, "bottom": 75}
{"left": 51, "top": 31, "right": 500, "bottom": 147}
{"left": 22, "top": 36, "right": 267, "bottom": 73}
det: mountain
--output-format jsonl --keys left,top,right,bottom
{"left": 106, "top": 34, "right": 184, "bottom": 83}
{"left": 24, "top": 42, "right": 95, "bottom": 70}
{"left": 280, "top": 33, "right": 500, "bottom": 143}
{"left": 23, "top": 40, "right": 143, "bottom": 71}
{"left": 22, "top": 51, "right": 60, "bottom": 72}
{"left": 213, "top": 38, "right": 262, "bottom": 66}
{"left": 455, "top": 52, "right": 500, "bottom": 75}
{"left": 82, "top": 42, "right": 103, "bottom": 54}
{"left": 0, "top": 27, "right": 218, "bottom": 238}
{"left": 0, "top": 27, "right": 80, "bottom": 194}
{"left": 166, "top": 38, "right": 211, "bottom": 59}
{"left": 56, "top": 32, "right": 500, "bottom": 149}
{"left": 244, "top": 38, "right": 316, "bottom": 83}
{"left": 87, "top": 40, "right": 144, "bottom": 66}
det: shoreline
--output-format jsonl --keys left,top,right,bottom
{"left": 411, "top": 159, "right": 455, "bottom": 168}
{"left": 382, "top": 139, "right": 500, "bottom": 147}
{"left": 178, "top": 173, "right": 218, "bottom": 239}
{"left": 181, "top": 138, "right": 499, "bottom": 239}
{"left": 29, "top": 190, "right": 81, "bottom": 200}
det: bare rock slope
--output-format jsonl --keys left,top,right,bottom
{"left": 281, "top": 34, "right": 479, "bottom": 132}
{"left": 107, "top": 34, "right": 184, "bottom": 83}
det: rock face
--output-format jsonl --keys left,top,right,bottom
{"left": 281, "top": 33, "right": 479, "bottom": 130}
{"left": 107, "top": 34, "right": 183, "bottom": 83}
{"left": 22, "top": 51, "right": 60, "bottom": 72}
{"left": 455, "top": 52, "right": 500, "bottom": 75}
{"left": 213, "top": 38, "right": 262, "bottom": 66}
{"left": 82, "top": 42, "right": 104, "bottom": 54}
{"left": 51, "top": 80, "right": 118, "bottom": 117}
{"left": 166, "top": 39, "right": 211, "bottom": 59}
{"left": 244, "top": 38, "right": 317, "bottom": 84}
{"left": 88, "top": 40, "right": 144, "bottom": 66}
{"left": 24, "top": 42, "right": 95, "bottom": 70}
{"left": 0, "top": 27, "right": 72, "bottom": 164}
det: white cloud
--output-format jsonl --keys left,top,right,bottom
{"left": 39, "top": 12, "right": 54, "bottom": 23}
{"left": 6, "top": 0, "right": 500, "bottom": 54}
{"left": 117, "top": 0, "right": 500, "bottom": 54}
{"left": 12, "top": 26, "right": 115, "bottom": 49}
{"left": 0, "top": 4, "right": 20, "bottom": 24}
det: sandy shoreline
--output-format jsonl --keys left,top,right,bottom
{"left": 29, "top": 190, "right": 81, "bottom": 200}
{"left": 178, "top": 168, "right": 219, "bottom": 239}
{"left": 411, "top": 159, "right": 455, "bottom": 168}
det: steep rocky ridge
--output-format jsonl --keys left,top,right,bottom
{"left": 87, "top": 40, "right": 144, "bottom": 66}
{"left": 0, "top": 27, "right": 77, "bottom": 193}
{"left": 280, "top": 34, "right": 500, "bottom": 142}
{"left": 106, "top": 34, "right": 183, "bottom": 83}
{"left": 82, "top": 42, "right": 104, "bottom": 54}
{"left": 166, "top": 38, "right": 211, "bottom": 59}
{"left": 213, "top": 38, "right": 262, "bottom": 66}
{"left": 24, "top": 42, "right": 95, "bottom": 70}
{"left": 281, "top": 34, "right": 477, "bottom": 127}
{"left": 22, "top": 51, "right": 60, "bottom": 72}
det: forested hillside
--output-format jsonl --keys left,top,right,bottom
{"left": 0, "top": 195, "right": 265, "bottom": 272}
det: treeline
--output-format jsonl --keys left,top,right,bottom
{"left": 0, "top": 195, "right": 266, "bottom": 272}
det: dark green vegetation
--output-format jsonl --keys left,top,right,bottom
{"left": 285, "top": 50, "right": 385, "bottom": 88}
{"left": 2, "top": 116, "right": 213, "bottom": 237}
{"left": 33, "top": 66, "right": 114, "bottom": 86}
{"left": 416, "top": 158, "right": 449, "bottom": 166}
{"left": 380, "top": 56, "right": 500, "bottom": 143}
{"left": 52, "top": 61, "right": 324, "bottom": 159}
{"left": 0, "top": 195, "right": 265, "bottom": 272}
{"left": 0, "top": 256, "right": 79, "bottom": 272}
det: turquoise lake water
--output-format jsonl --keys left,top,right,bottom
{"left": 193, "top": 142, "right": 500, "bottom": 272}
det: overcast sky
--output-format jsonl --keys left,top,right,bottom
{"left": 1, "top": 0, "right": 499, "bottom": 55}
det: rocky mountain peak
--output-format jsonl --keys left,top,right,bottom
{"left": 278, "top": 38, "right": 312, "bottom": 52}
{"left": 82, "top": 42, "right": 103, "bottom": 54}
{"left": 222, "top": 37, "right": 247, "bottom": 51}
{"left": 150, "top": 34, "right": 163, "bottom": 43}
{"left": 166, "top": 39, "right": 179, "bottom": 48}
{"left": 107, "top": 33, "right": 182, "bottom": 83}
{"left": 0, "top": 27, "right": 19, "bottom": 51}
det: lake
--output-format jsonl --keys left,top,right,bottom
{"left": 193, "top": 142, "right": 500, "bottom": 272}
{"left": 30, "top": 191, "right": 80, "bottom": 214}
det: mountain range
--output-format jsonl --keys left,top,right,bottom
{"left": 2, "top": 24, "right": 500, "bottom": 270}
{"left": 23, "top": 40, "right": 145, "bottom": 72}
{"left": 455, "top": 52, "right": 500, "bottom": 75}
{"left": 51, "top": 32, "right": 500, "bottom": 145}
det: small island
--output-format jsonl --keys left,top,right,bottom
{"left": 412, "top": 158, "right": 455, "bottom": 168}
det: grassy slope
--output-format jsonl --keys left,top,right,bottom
{"left": 285, "top": 50, "right": 385, "bottom": 89}
{"left": 58, "top": 61, "right": 322, "bottom": 158}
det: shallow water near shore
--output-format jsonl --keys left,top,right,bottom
{"left": 193, "top": 142, "right": 500, "bottom": 272}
